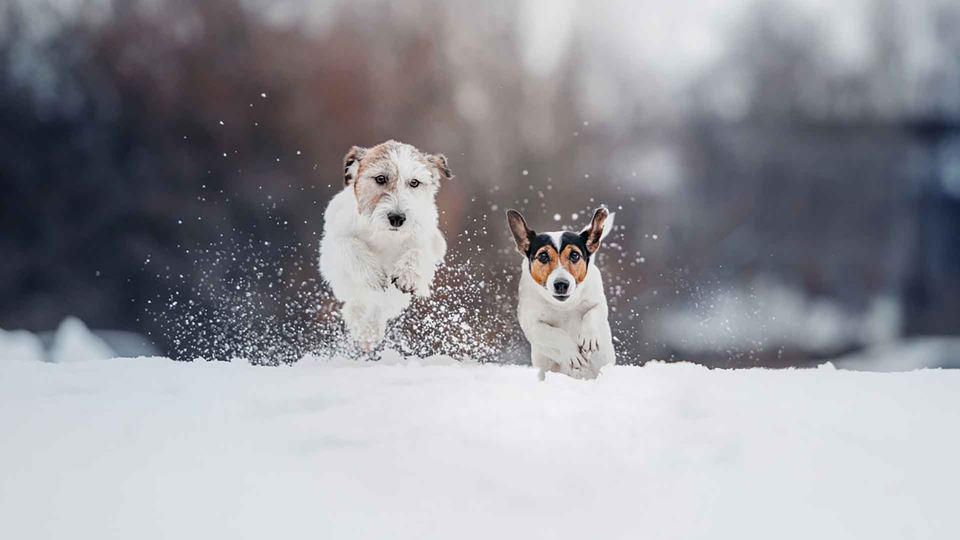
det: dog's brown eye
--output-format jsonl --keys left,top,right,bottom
{"left": 375, "top": 175, "right": 387, "bottom": 185}
{"left": 569, "top": 251, "right": 581, "bottom": 263}
{"left": 409, "top": 179, "right": 421, "bottom": 188}
{"left": 537, "top": 252, "right": 550, "bottom": 264}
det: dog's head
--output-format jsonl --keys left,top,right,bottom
{"left": 506, "top": 207, "right": 615, "bottom": 304}
{"left": 343, "top": 140, "right": 452, "bottom": 233}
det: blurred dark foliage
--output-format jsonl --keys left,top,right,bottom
{"left": 2, "top": 0, "right": 959, "bottom": 365}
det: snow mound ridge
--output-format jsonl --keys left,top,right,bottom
{"left": 0, "top": 317, "right": 116, "bottom": 363}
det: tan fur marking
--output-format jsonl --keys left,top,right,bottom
{"left": 352, "top": 142, "right": 399, "bottom": 215}
{"left": 529, "top": 246, "right": 558, "bottom": 286}
{"left": 428, "top": 153, "right": 453, "bottom": 179}
{"left": 561, "top": 245, "right": 588, "bottom": 283}
{"left": 585, "top": 207, "right": 610, "bottom": 253}
{"left": 353, "top": 162, "right": 389, "bottom": 215}
{"left": 343, "top": 145, "right": 367, "bottom": 185}
{"left": 358, "top": 140, "right": 400, "bottom": 166}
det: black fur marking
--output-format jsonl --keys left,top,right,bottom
{"left": 527, "top": 234, "right": 553, "bottom": 259}
{"left": 564, "top": 232, "right": 591, "bottom": 264}
{"left": 526, "top": 232, "right": 591, "bottom": 266}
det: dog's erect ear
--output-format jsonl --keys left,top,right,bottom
{"left": 506, "top": 209, "right": 534, "bottom": 255}
{"left": 427, "top": 153, "right": 453, "bottom": 180}
{"left": 343, "top": 146, "right": 367, "bottom": 185}
{"left": 581, "top": 206, "right": 615, "bottom": 254}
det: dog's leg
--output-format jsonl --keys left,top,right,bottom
{"left": 342, "top": 300, "right": 383, "bottom": 352}
{"left": 321, "top": 235, "right": 388, "bottom": 297}
{"left": 391, "top": 248, "right": 435, "bottom": 298}
{"left": 578, "top": 305, "right": 616, "bottom": 373}
{"left": 322, "top": 236, "right": 393, "bottom": 348}
{"left": 588, "top": 346, "right": 616, "bottom": 371}
{"left": 522, "top": 320, "right": 588, "bottom": 373}
{"left": 431, "top": 229, "right": 447, "bottom": 262}
{"left": 411, "top": 229, "right": 447, "bottom": 297}
{"left": 577, "top": 304, "right": 607, "bottom": 358}
{"left": 531, "top": 349, "right": 555, "bottom": 381}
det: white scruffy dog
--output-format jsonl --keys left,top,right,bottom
{"left": 320, "top": 140, "right": 451, "bottom": 350}
{"left": 507, "top": 207, "right": 617, "bottom": 380}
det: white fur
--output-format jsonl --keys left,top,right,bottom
{"left": 319, "top": 145, "right": 447, "bottom": 350}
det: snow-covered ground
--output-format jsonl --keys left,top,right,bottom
{"left": 2, "top": 349, "right": 959, "bottom": 539}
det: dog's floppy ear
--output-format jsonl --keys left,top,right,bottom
{"left": 427, "top": 153, "right": 453, "bottom": 180}
{"left": 506, "top": 209, "right": 534, "bottom": 255}
{"left": 581, "top": 206, "right": 615, "bottom": 254}
{"left": 343, "top": 146, "right": 367, "bottom": 185}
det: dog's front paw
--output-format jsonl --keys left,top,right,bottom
{"left": 568, "top": 363, "right": 601, "bottom": 380}
{"left": 559, "top": 344, "right": 590, "bottom": 372}
{"left": 390, "top": 272, "right": 420, "bottom": 295}
{"left": 390, "top": 255, "right": 426, "bottom": 296}
{"left": 411, "top": 272, "right": 434, "bottom": 298}
{"left": 578, "top": 327, "right": 601, "bottom": 357}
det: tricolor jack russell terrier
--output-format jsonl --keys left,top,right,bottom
{"left": 507, "top": 207, "right": 617, "bottom": 380}
{"left": 319, "top": 140, "right": 452, "bottom": 350}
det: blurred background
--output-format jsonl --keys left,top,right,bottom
{"left": 2, "top": 0, "right": 959, "bottom": 368}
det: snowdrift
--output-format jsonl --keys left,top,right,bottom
{"left": 1, "top": 341, "right": 959, "bottom": 539}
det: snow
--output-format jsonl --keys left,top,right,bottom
{"left": 47, "top": 316, "right": 115, "bottom": 363}
{"left": 0, "top": 328, "right": 45, "bottom": 363}
{"left": 837, "top": 337, "right": 960, "bottom": 371}
{"left": 1, "top": 317, "right": 118, "bottom": 364}
{"left": 1, "top": 348, "right": 959, "bottom": 539}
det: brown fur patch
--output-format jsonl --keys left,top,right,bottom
{"left": 356, "top": 140, "right": 402, "bottom": 172}
{"left": 561, "top": 245, "right": 588, "bottom": 283}
{"left": 585, "top": 207, "right": 610, "bottom": 253}
{"left": 529, "top": 246, "right": 558, "bottom": 286}
{"left": 343, "top": 145, "right": 367, "bottom": 185}
{"left": 354, "top": 180, "right": 387, "bottom": 215}
{"left": 351, "top": 141, "right": 400, "bottom": 215}
{"left": 428, "top": 153, "right": 453, "bottom": 179}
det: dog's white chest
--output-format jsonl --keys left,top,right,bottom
{"left": 364, "top": 231, "right": 410, "bottom": 264}
{"left": 518, "top": 293, "right": 587, "bottom": 332}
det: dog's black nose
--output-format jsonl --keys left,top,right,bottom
{"left": 553, "top": 279, "right": 570, "bottom": 295}
{"left": 387, "top": 213, "right": 406, "bottom": 228}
